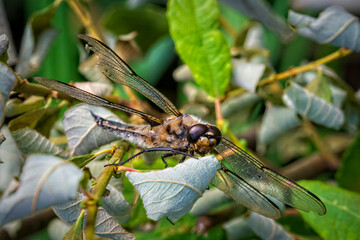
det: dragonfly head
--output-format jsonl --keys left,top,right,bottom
{"left": 187, "top": 124, "right": 222, "bottom": 155}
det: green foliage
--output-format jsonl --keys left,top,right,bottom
{"left": 103, "top": 3, "right": 169, "bottom": 53}
{"left": 336, "top": 131, "right": 360, "bottom": 192}
{"left": 167, "top": 0, "right": 232, "bottom": 97}
{"left": 299, "top": 181, "right": 360, "bottom": 240}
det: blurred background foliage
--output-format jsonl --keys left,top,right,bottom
{"left": 1, "top": 0, "right": 360, "bottom": 239}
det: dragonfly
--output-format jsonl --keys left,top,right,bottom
{"left": 35, "top": 34, "right": 326, "bottom": 219}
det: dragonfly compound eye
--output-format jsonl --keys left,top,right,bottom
{"left": 188, "top": 124, "right": 209, "bottom": 143}
{"left": 207, "top": 126, "right": 222, "bottom": 146}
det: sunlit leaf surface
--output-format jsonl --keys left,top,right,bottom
{"left": 12, "top": 128, "right": 68, "bottom": 158}
{"left": 0, "top": 154, "right": 82, "bottom": 227}
{"left": 167, "top": 0, "right": 232, "bottom": 97}
{"left": 289, "top": 6, "right": 360, "bottom": 51}
{"left": 283, "top": 82, "right": 344, "bottom": 129}
{"left": 63, "top": 104, "right": 120, "bottom": 156}
{"left": 126, "top": 156, "right": 220, "bottom": 222}
{"left": 299, "top": 181, "right": 360, "bottom": 240}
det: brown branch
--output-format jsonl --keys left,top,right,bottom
{"left": 257, "top": 48, "right": 352, "bottom": 87}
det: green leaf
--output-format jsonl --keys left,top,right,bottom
{"left": 283, "top": 82, "right": 344, "bottom": 129}
{"left": 306, "top": 71, "right": 332, "bottom": 103}
{"left": 167, "top": 0, "right": 232, "bottom": 97}
{"left": 8, "top": 108, "right": 46, "bottom": 132}
{"left": 336, "top": 131, "right": 360, "bottom": 192}
{"left": 62, "top": 217, "right": 84, "bottom": 240}
{"left": 68, "top": 154, "right": 96, "bottom": 168}
{"left": 35, "top": 105, "right": 62, "bottom": 137}
{"left": 5, "top": 95, "right": 44, "bottom": 118}
{"left": 298, "top": 181, "right": 360, "bottom": 240}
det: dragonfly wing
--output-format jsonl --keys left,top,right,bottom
{"left": 215, "top": 138, "right": 326, "bottom": 215}
{"left": 78, "top": 35, "right": 182, "bottom": 117}
{"left": 212, "top": 169, "right": 282, "bottom": 219}
{"left": 34, "top": 77, "right": 163, "bottom": 126}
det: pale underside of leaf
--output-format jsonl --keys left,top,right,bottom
{"left": 126, "top": 156, "right": 220, "bottom": 222}
{"left": 63, "top": 104, "right": 120, "bottom": 156}
{"left": 283, "top": 82, "right": 344, "bottom": 129}
{"left": 12, "top": 127, "right": 68, "bottom": 158}
{"left": 0, "top": 154, "right": 82, "bottom": 227}
{"left": 259, "top": 104, "right": 301, "bottom": 144}
{"left": 288, "top": 6, "right": 360, "bottom": 51}
{"left": 0, "top": 63, "right": 17, "bottom": 125}
{"left": 54, "top": 185, "right": 132, "bottom": 240}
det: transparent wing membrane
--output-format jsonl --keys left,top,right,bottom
{"left": 78, "top": 34, "right": 182, "bottom": 117}
{"left": 215, "top": 138, "right": 326, "bottom": 215}
{"left": 34, "top": 77, "right": 163, "bottom": 126}
{"left": 212, "top": 169, "right": 282, "bottom": 218}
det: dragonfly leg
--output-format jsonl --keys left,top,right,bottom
{"left": 179, "top": 155, "right": 186, "bottom": 163}
{"left": 166, "top": 216, "right": 175, "bottom": 225}
{"left": 160, "top": 153, "right": 173, "bottom": 168}
{"left": 104, "top": 147, "right": 193, "bottom": 168}
{"left": 179, "top": 150, "right": 194, "bottom": 163}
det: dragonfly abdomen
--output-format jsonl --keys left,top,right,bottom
{"left": 90, "top": 111, "right": 151, "bottom": 149}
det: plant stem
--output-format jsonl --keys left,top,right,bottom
{"left": 215, "top": 97, "right": 224, "bottom": 122}
{"left": 84, "top": 141, "right": 129, "bottom": 240}
{"left": 257, "top": 48, "right": 352, "bottom": 87}
{"left": 66, "top": 0, "right": 102, "bottom": 40}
